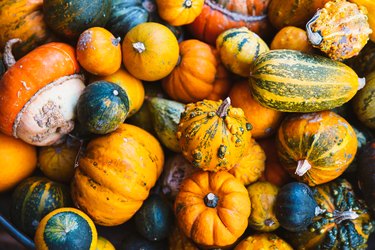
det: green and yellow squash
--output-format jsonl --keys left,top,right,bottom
{"left": 96, "top": 236, "right": 115, "bottom": 250}
{"left": 249, "top": 50, "right": 364, "bottom": 112}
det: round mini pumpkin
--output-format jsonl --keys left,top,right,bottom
{"left": 122, "top": 22, "right": 179, "bottom": 81}
{"left": 174, "top": 170, "right": 251, "bottom": 248}
{"left": 276, "top": 111, "right": 358, "bottom": 186}
{"left": 162, "top": 39, "right": 218, "bottom": 103}
{"left": 71, "top": 123, "right": 164, "bottom": 226}
{"left": 156, "top": 0, "right": 204, "bottom": 26}
{"left": 353, "top": 71, "right": 375, "bottom": 129}
{"left": 234, "top": 233, "right": 293, "bottom": 250}
{"left": 205, "top": 61, "right": 232, "bottom": 101}
{"left": 0, "top": 40, "right": 85, "bottom": 146}
{"left": 270, "top": 26, "right": 314, "bottom": 53}
{"left": 96, "top": 236, "right": 115, "bottom": 250}
{"left": 34, "top": 207, "right": 97, "bottom": 250}
{"left": 177, "top": 98, "right": 252, "bottom": 172}
{"left": 77, "top": 27, "right": 122, "bottom": 76}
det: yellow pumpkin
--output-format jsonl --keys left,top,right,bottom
{"left": 96, "top": 236, "right": 115, "bottom": 250}
{"left": 270, "top": 26, "right": 314, "bottom": 53}
{"left": 156, "top": 0, "right": 205, "bottom": 26}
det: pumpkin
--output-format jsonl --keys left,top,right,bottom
{"left": 247, "top": 181, "right": 279, "bottom": 232}
{"left": 349, "top": 0, "right": 375, "bottom": 42}
{"left": 205, "top": 61, "right": 232, "bottom": 101}
{"left": 10, "top": 176, "right": 72, "bottom": 237}
{"left": 135, "top": 193, "right": 173, "bottom": 241}
{"left": 174, "top": 170, "right": 251, "bottom": 248}
{"left": 122, "top": 22, "right": 179, "bottom": 81}
{"left": 270, "top": 26, "right": 314, "bottom": 53}
{"left": 177, "top": 98, "right": 252, "bottom": 172}
{"left": 126, "top": 102, "right": 156, "bottom": 134}
{"left": 71, "top": 123, "right": 164, "bottom": 226}
{"left": 38, "top": 136, "right": 81, "bottom": 182}
{"left": 277, "top": 111, "right": 358, "bottom": 186}
{"left": 353, "top": 71, "right": 375, "bottom": 129}
{"left": 76, "top": 81, "right": 130, "bottom": 134}
{"left": 228, "top": 138, "right": 266, "bottom": 186}
{"left": 358, "top": 139, "right": 375, "bottom": 214}
{"left": 283, "top": 179, "right": 375, "bottom": 249}
{"left": 43, "top": 0, "right": 111, "bottom": 39}
{"left": 268, "top": 0, "right": 330, "bottom": 30}
{"left": 0, "top": 0, "right": 54, "bottom": 59}
{"left": 34, "top": 207, "right": 97, "bottom": 250}
{"left": 162, "top": 39, "right": 217, "bottom": 103}
{"left": 96, "top": 236, "right": 115, "bottom": 250}
{"left": 249, "top": 49, "right": 364, "bottom": 112}
{"left": 234, "top": 233, "right": 293, "bottom": 250}
{"left": 345, "top": 41, "right": 375, "bottom": 77}
{"left": 156, "top": 0, "right": 204, "bottom": 26}
{"left": 216, "top": 27, "right": 269, "bottom": 77}
{"left": 306, "top": 0, "right": 372, "bottom": 61}
{"left": 187, "top": 0, "right": 272, "bottom": 45}
{"left": 229, "top": 81, "right": 283, "bottom": 139}
{"left": 275, "top": 182, "right": 320, "bottom": 232}
{"left": 77, "top": 27, "right": 122, "bottom": 76}
{"left": 0, "top": 132, "right": 37, "bottom": 192}
{"left": 169, "top": 225, "right": 199, "bottom": 250}
{"left": 0, "top": 40, "right": 84, "bottom": 146}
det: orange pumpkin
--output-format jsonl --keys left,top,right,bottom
{"left": 174, "top": 170, "right": 251, "bottom": 248}
{"left": 270, "top": 26, "right": 314, "bottom": 53}
{"left": 156, "top": 0, "right": 205, "bottom": 26}
{"left": 162, "top": 39, "right": 218, "bottom": 103}
{"left": 76, "top": 27, "right": 122, "bottom": 76}
{"left": 205, "top": 63, "right": 232, "bottom": 101}
{"left": 229, "top": 81, "right": 283, "bottom": 139}
{"left": 122, "top": 22, "right": 179, "bottom": 81}
{"left": 0, "top": 40, "right": 84, "bottom": 146}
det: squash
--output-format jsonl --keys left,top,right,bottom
{"left": 205, "top": 61, "right": 232, "bottom": 101}
{"left": 228, "top": 138, "right": 266, "bottom": 186}
{"left": 306, "top": 0, "right": 372, "bottom": 61}
{"left": 216, "top": 27, "right": 269, "bottom": 77}
{"left": 0, "top": 132, "right": 37, "bottom": 192}
{"left": 34, "top": 207, "right": 97, "bottom": 250}
{"left": 169, "top": 225, "right": 199, "bottom": 250}
{"left": 43, "top": 0, "right": 111, "bottom": 39}
{"left": 38, "top": 136, "right": 81, "bottom": 182}
{"left": 0, "top": 40, "right": 85, "bottom": 146}
{"left": 283, "top": 179, "right": 375, "bottom": 249}
{"left": 77, "top": 27, "right": 122, "bottom": 76}
{"left": 135, "top": 193, "right": 173, "bottom": 241}
{"left": 174, "top": 170, "right": 251, "bottom": 248}
{"left": 177, "top": 98, "right": 252, "bottom": 172}
{"left": 187, "top": 0, "right": 272, "bottom": 45}
{"left": 156, "top": 0, "right": 204, "bottom": 26}
{"left": 10, "top": 176, "right": 72, "bottom": 237}
{"left": 270, "top": 26, "right": 314, "bottom": 53}
{"left": 247, "top": 181, "right": 279, "bottom": 232}
{"left": 96, "top": 236, "right": 115, "bottom": 250}
{"left": 229, "top": 81, "right": 283, "bottom": 139}
{"left": 234, "top": 233, "right": 293, "bottom": 250}
{"left": 122, "top": 22, "right": 179, "bottom": 81}
{"left": 349, "top": 0, "right": 375, "bottom": 42}
{"left": 268, "top": 0, "right": 330, "bottom": 30}
{"left": 277, "top": 111, "right": 358, "bottom": 186}
{"left": 121, "top": 232, "right": 168, "bottom": 250}
{"left": 71, "top": 123, "right": 164, "bottom": 226}
{"left": 345, "top": 41, "right": 375, "bottom": 77}
{"left": 358, "top": 139, "right": 375, "bottom": 214}
{"left": 275, "top": 182, "right": 320, "bottom": 232}
{"left": 353, "top": 71, "right": 375, "bottom": 129}
{"left": 162, "top": 39, "right": 217, "bottom": 103}
{"left": 77, "top": 81, "right": 130, "bottom": 135}
{"left": 249, "top": 49, "right": 364, "bottom": 112}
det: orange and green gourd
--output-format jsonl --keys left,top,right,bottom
{"left": 234, "top": 233, "right": 293, "bottom": 250}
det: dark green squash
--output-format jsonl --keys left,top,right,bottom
{"left": 10, "top": 176, "right": 72, "bottom": 237}
{"left": 358, "top": 139, "right": 375, "bottom": 214}
{"left": 77, "top": 81, "right": 130, "bottom": 134}
{"left": 43, "top": 0, "right": 111, "bottom": 39}
{"left": 134, "top": 193, "right": 173, "bottom": 241}
{"left": 121, "top": 232, "right": 168, "bottom": 250}
{"left": 345, "top": 41, "right": 375, "bottom": 78}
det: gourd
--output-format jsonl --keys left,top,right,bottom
{"left": 96, "top": 236, "right": 115, "bottom": 250}
{"left": 353, "top": 71, "right": 375, "bottom": 129}
{"left": 156, "top": 0, "right": 204, "bottom": 26}
{"left": 234, "top": 233, "right": 293, "bottom": 250}
{"left": 270, "top": 26, "right": 313, "bottom": 53}
{"left": 345, "top": 41, "right": 375, "bottom": 77}
{"left": 349, "top": 0, "right": 375, "bottom": 42}
{"left": 205, "top": 61, "right": 232, "bottom": 101}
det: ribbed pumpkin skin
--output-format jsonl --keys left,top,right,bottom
{"left": 43, "top": 0, "right": 111, "bottom": 39}
{"left": 10, "top": 177, "right": 72, "bottom": 237}
{"left": 249, "top": 50, "right": 361, "bottom": 112}
{"left": 234, "top": 233, "right": 293, "bottom": 250}
{"left": 277, "top": 111, "right": 358, "bottom": 186}
{"left": 353, "top": 71, "right": 375, "bottom": 129}
{"left": 71, "top": 124, "right": 164, "bottom": 226}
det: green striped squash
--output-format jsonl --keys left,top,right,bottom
{"left": 353, "top": 71, "right": 375, "bottom": 129}
{"left": 10, "top": 176, "right": 72, "bottom": 237}
{"left": 249, "top": 50, "right": 364, "bottom": 112}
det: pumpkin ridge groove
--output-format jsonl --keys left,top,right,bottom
{"left": 20, "top": 180, "right": 41, "bottom": 232}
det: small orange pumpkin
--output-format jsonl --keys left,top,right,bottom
{"left": 156, "top": 0, "right": 205, "bottom": 26}
{"left": 206, "top": 63, "right": 232, "bottom": 101}
{"left": 270, "top": 26, "right": 314, "bottom": 53}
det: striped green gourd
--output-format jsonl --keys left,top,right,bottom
{"left": 249, "top": 49, "right": 365, "bottom": 112}
{"left": 353, "top": 71, "right": 375, "bottom": 129}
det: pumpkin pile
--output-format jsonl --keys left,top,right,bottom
{"left": 0, "top": 0, "right": 374, "bottom": 249}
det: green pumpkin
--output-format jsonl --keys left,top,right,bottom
{"left": 43, "top": 0, "right": 111, "bottom": 39}
{"left": 77, "top": 81, "right": 130, "bottom": 134}
{"left": 345, "top": 41, "right": 375, "bottom": 78}
{"left": 10, "top": 176, "right": 72, "bottom": 237}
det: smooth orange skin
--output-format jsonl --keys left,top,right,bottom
{"left": 234, "top": 233, "right": 293, "bottom": 250}
{"left": 206, "top": 63, "right": 232, "bottom": 101}
{"left": 0, "top": 132, "right": 37, "bottom": 192}
{"left": 0, "top": 42, "right": 80, "bottom": 136}
{"left": 77, "top": 27, "right": 122, "bottom": 76}
{"left": 270, "top": 26, "right": 314, "bottom": 53}
{"left": 156, "top": 0, "right": 205, "bottom": 26}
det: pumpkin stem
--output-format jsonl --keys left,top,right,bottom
{"left": 184, "top": 0, "right": 193, "bottom": 8}
{"left": 112, "top": 37, "right": 121, "bottom": 46}
{"left": 3, "top": 38, "right": 21, "bottom": 69}
{"left": 306, "top": 10, "right": 323, "bottom": 45}
{"left": 333, "top": 210, "right": 359, "bottom": 224}
{"left": 216, "top": 97, "right": 231, "bottom": 118}
{"left": 358, "top": 78, "right": 366, "bottom": 90}
{"left": 264, "top": 219, "right": 275, "bottom": 227}
{"left": 295, "top": 159, "right": 312, "bottom": 176}
{"left": 204, "top": 192, "right": 219, "bottom": 208}
{"left": 133, "top": 42, "right": 146, "bottom": 54}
